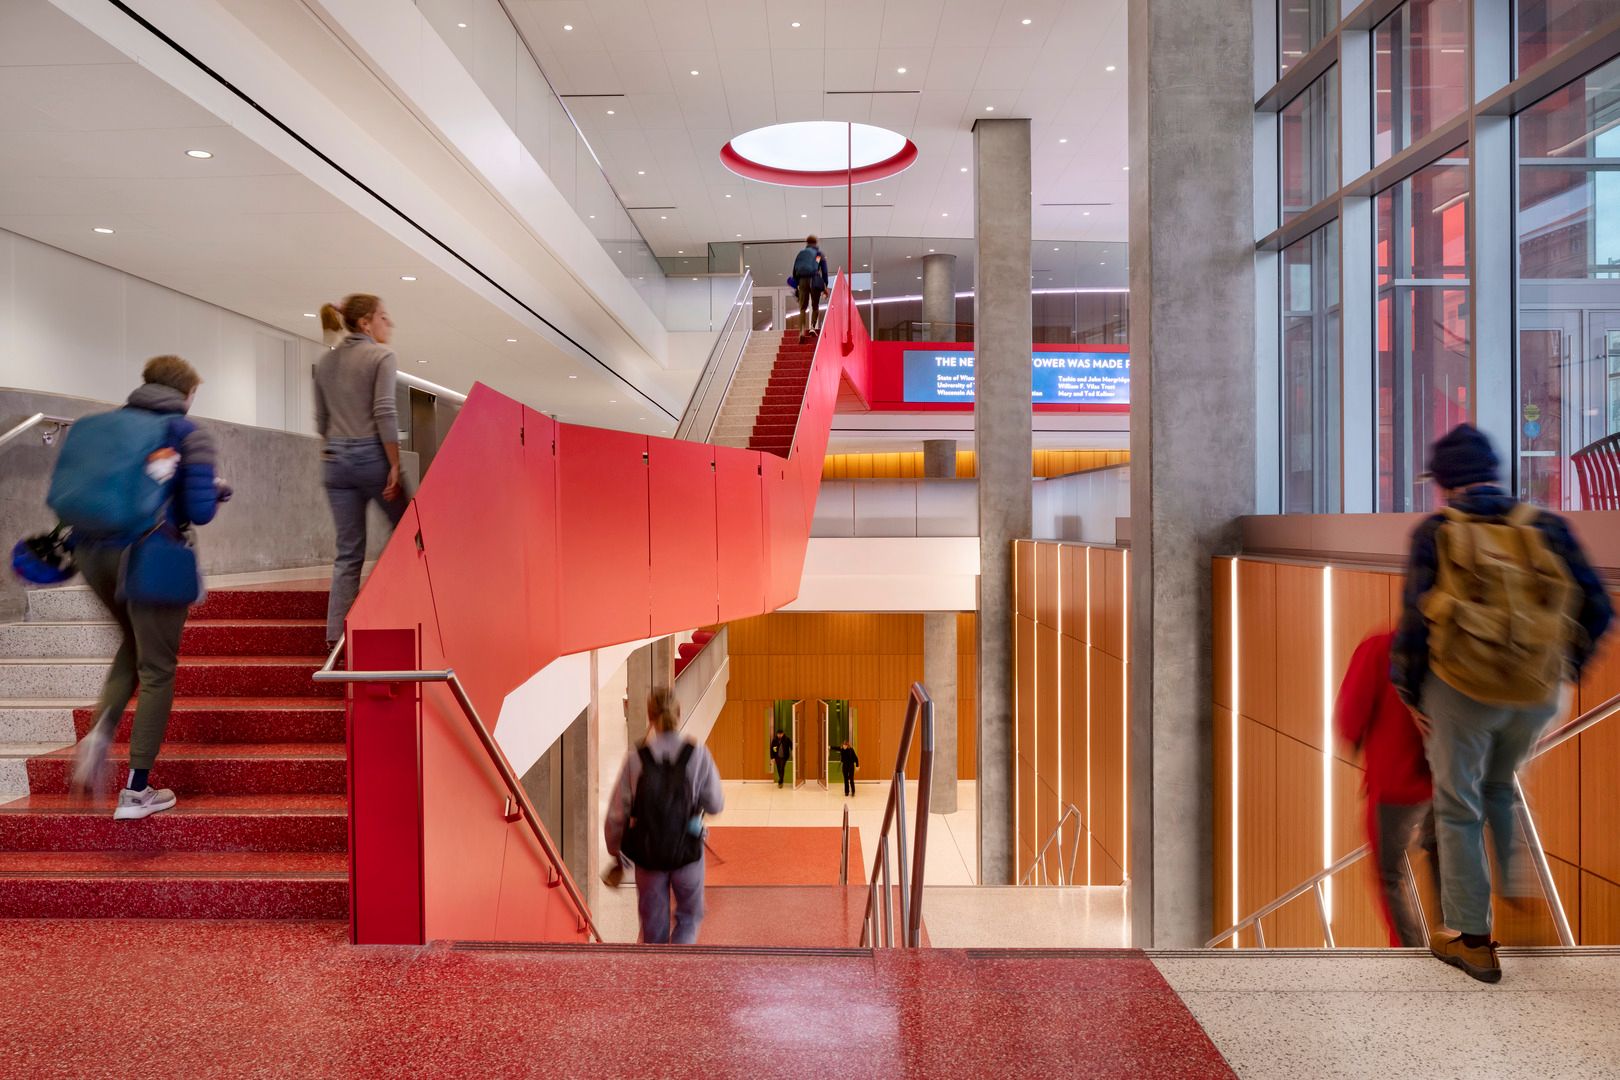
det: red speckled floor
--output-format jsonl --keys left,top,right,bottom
{"left": 0, "top": 920, "right": 1236, "bottom": 1079}
{"left": 705, "top": 826, "right": 865, "bottom": 886}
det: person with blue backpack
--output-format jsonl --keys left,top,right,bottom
{"left": 49, "top": 355, "right": 229, "bottom": 820}
{"left": 791, "top": 236, "right": 824, "bottom": 343}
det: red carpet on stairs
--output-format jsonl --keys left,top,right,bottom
{"left": 0, "top": 585, "right": 347, "bottom": 920}
{"left": 748, "top": 338, "right": 818, "bottom": 457}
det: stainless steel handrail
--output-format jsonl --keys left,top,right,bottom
{"left": 314, "top": 636, "right": 602, "bottom": 943}
{"left": 839, "top": 803, "right": 851, "bottom": 886}
{"left": 1206, "top": 689, "right": 1620, "bottom": 949}
{"left": 779, "top": 269, "right": 841, "bottom": 462}
{"left": 1018, "top": 802, "right": 1087, "bottom": 886}
{"left": 0, "top": 413, "right": 73, "bottom": 452}
{"left": 859, "top": 681, "right": 934, "bottom": 948}
{"left": 674, "top": 270, "right": 754, "bottom": 443}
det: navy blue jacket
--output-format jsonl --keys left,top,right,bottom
{"left": 126, "top": 382, "right": 221, "bottom": 533}
{"left": 1392, "top": 485, "right": 1613, "bottom": 707}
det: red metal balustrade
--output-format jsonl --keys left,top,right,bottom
{"left": 341, "top": 272, "right": 872, "bottom": 944}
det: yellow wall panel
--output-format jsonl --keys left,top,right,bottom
{"left": 1274, "top": 564, "right": 1325, "bottom": 750}
{"left": 1236, "top": 560, "right": 1278, "bottom": 730}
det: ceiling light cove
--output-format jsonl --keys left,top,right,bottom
{"left": 721, "top": 121, "right": 918, "bottom": 188}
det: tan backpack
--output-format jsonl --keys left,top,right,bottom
{"left": 1420, "top": 503, "right": 1578, "bottom": 707}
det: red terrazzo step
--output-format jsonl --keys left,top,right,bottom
{"left": 0, "top": 794, "right": 347, "bottom": 853}
{"left": 27, "top": 743, "right": 346, "bottom": 796}
{"left": 190, "top": 589, "right": 328, "bottom": 621}
{"left": 0, "top": 850, "right": 347, "bottom": 919}
{"left": 173, "top": 657, "right": 335, "bottom": 698}
{"left": 180, "top": 620, "right": 328, "bottom": 657}
{"left": 74, "top": 699, "right": 345, "bottom": 745}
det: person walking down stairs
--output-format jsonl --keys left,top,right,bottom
{"left": 50, "top": 356, "right": 231, "bottom": 820}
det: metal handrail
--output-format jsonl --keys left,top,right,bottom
{"left": 674, "top": 270, "right": 754, "bottom": 443}
{"left": 1018, "top": 802, "right": 1087, "bottom": 886}
{"left": 859, "top": 681, "right": 934, "bottom": 948}
{"left": 1206, "top": 689, "right": 1620, "bottom": 949}
{"left": 779, "top": 269, "right": 842, "bottom": 462}
{"left": 0, "top": 413, "right": 73, "bottom": 453}
{"left": 314, "top": 635, "right": 602, "bottom": 943}
{"left": 839, "top": 803, "right": 851, "bottom": 886}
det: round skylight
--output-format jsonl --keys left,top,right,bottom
{"left": 721, "top": 121, "right": 917, "bottom": 187}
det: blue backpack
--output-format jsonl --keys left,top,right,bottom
{"left": 46, "top": 409, "right": 175, "bottom": 538}
{"left": 792, "top": 247, "right": 820, "bottom": 280}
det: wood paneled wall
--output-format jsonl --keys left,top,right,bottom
{"left": 707, "top": 612, "right": 978, "bottom": 783}
{"left": 1214, "top": 556, "right": 1620, "bottom": 947}
{"left": 822, "top": 449, "right": 1129, "bottom": 480}
{"left": 1013, "top": 540, "right": 1128, "bottom": 886}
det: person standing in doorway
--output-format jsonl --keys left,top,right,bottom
{"left": 1395, "top": 424, "right": 1612, "bottom": 983}
{"left": 770, "top": 727, "right": 793, "bottom": 788}
{"left": 65, "top": 356, "right": 230, "bottom": 819}
{"left": 791, "top": 236, "right": 823, "bottom": 342}
{"left": 315, "top": 295, "right": 408, "bottom": 649}
{"left": 838, "top": 740, "right": 859, "bottom": 798}
{"left": 605, "top": 689, "right": 724, "bottom": 944}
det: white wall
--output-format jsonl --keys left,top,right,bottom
{"left": 0, "top": 226, "right": 321, "bottom": 433}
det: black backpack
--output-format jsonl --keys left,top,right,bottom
{"left": 622, "top": 743, "right": 702, "bottom": 871}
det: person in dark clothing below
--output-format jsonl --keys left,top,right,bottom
{"left": 1336, "top": 631, "right": 1435, "bottom": 947}
{"left": 1394, "top": 424, "right": 1612, "bottom": 983}
{"left": 68, "top": 356, "right": 230, "bottom": 820}
{"left": 838, "top": 740, "right": 859, "bottom": 798}
{"left": 770, "top": 728, "right": 793, "bottom": 787}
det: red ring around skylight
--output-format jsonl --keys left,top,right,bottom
{"left": 720, "top": 139, "right": 919, "bottom": 188}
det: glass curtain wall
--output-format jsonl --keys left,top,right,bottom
{"left": 1279, "top": 0, "right": 1336, "bottom": 78}
{"left": 1516, "top": 54, "right": 1620, "bottom": 509}
{"left": 1259, "top": 2, "right": 1620, "bottom": 513}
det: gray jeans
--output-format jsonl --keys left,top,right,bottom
{"left": 634, "top": 856, "right": 705, "bottom": 944}
{"left": 1421, "top": 674, "right": 1557, "bottom": 936}
{"left": 1374, "top": 802, "right": 1435, "bottom": 947}
{"left": 322, "top": 437, "right": 406, "bottom": 641}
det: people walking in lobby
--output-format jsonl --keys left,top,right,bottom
{"left": 605, "top": 690, "right": 723, "bottom": 945}
{"left": 1335, "top": 630, "right": 1434, "bottom": 946}
{"left": 770, "top": 726, "right": 792, "bottom": 787}
{"left": 838, "top": 739, "right": 859, "bottom": 798}
{"left": 791, "top": 235, "right": 823, "bottom": 342}
{"left": 1394, "top": 424, "right": 1612, "bottom": 983}
{"left": 60, "top": 356, "right": 230, "bottom": 819}
{"left": 315, "top": 295, "right": 408, "bottom": 648}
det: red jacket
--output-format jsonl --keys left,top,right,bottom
{"left": 1334, "top": 632, "right": 1431, "bottom": 805}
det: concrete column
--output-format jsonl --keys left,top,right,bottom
{"left": 921, "top": 253, "right": 958, "bottom": 341}
{"left": 922, "top": 439, "right": 958, "bottom": 478}
{"left": 972, "top": 117, "right": 1033, "bottom": 886}
{"left": 1127, "top": 0, "right": 1255, "bottom": 946}
{"left": 624, "top": 637, "right": 674, "bottom": 746}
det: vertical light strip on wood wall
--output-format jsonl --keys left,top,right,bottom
{"left": 1085, "top": 550, "right": 1093, "bottom": 885}
{"left": 1013, "top": 542, "right": 1022, "bottom": 874}
{"left": 1121, "top": 548, "right": 1130, "bottom": 881}
{"left": 1322, "top": 566, "right": 1335, "bottom": 922}
{"left": 1031, "top": 542, "right": 1039, "bottom": 882}
{"left": 1230, "top": 557, "right": 1241, "bottom": 948}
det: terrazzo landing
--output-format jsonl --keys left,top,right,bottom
{"left": 0, "top": 921, "right": 1236, "bottom": 1079}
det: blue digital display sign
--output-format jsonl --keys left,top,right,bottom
{"left": 901, "top": 349, "right": 1130, "bottom": 405}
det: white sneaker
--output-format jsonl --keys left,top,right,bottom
{"left": 113, "top": 786, "right": 177, "bottom": 821}
{"left": 70, "top": 723, "right": 113, "bottom": 794}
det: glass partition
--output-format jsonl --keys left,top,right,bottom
{"left": 1373, "top": 0, "right": 1469, "bottom": 165}
{"left": 1280, "top": 0, "right": 1337, "bottom": 79}
{"left": 1281, "top": 68, "right": 1340, "bottom": 222}
{"left": 1516, "top": 54, "right": 1620, "bottom": 509}
{"left": 1282, "top": 221, "right": 1342, "bottom": 512}
{"left": 1517, "top": 0, "right": 1617, "bottom": 72}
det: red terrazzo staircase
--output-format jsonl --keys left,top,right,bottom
{"left": 0, "top": 586, "right": 347, "bottom": 920}
{"left": 749, "top": 338, "right": 817, "bottom": 457}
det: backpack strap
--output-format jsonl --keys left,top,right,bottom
{"left": 1438, "top": 506, "right": 1478, "bottom": 577}
{"left": 675, "top": 742, "right": 696, "bottom": 768}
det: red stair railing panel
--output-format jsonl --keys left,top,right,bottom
{"left": 556, "top": 423, "right": 653, "bottom": 653}
{"left": 649, "top": 437, "right": 721, "bottom": 635}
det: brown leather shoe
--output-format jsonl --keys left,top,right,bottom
{"left": 1430, "top": 931, "right": 1502, "bottom": 983}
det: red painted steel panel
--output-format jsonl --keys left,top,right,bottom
{"left": 520, "top": 409, "right": 561, "bottom": 678}
{"left": 412, "top": 385, "right": 532, "bottom": 728}
{"left": 648, "top": 437, "right": 720, "bottom": 634}
{"left": 762, "top": 455, "right": 805, "bottom": 611}
{"left": 715, "top": 448, "right": 765, "bottom": 622}
{"left": 556, "top": 424, "right": 652, "bottom": 653}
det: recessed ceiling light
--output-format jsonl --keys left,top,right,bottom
{"left": 563, "top": 24, "right": 572, "bottom": 31}
{"left": 93, "top": 226, "right": 114, "bottom": 234}
{"left": 678, "top": 250, "right": 684, "bottom": 254}
{"left": 589, "top": 214, "right": 595, "bottom": 219}
{"left": 1100, "top": 262, "right": 1106, "bottom": 266}
{"left": 725, "top": 193, "right": 732, "bottom": 198}
{"left": 897, "top": 66, "right": 907, "bottom": 74}
{"left": 303, "top": 312, "right": 317, "bottom": 318}
{"left": 569, "top": 375, "right": 578, "bottom": 379}
{"left": 791, "top": 20, "right": 801, "bottom": 27}
{"left": 1123, "top": 165, "right": 1130, "bottom": 171}
{"left": 736, "top": 233, "right": 743, "bottom": 237}
{"left": 960, "top": 166, "right": 968, "bottom": 172}
{"left": 1105, "top": 65, "right": 1117, "bottom": 72}
{"left": 609, "top": 400, "right": 617, "bottom": 404}
{"left": 691, "top": 277, "right": 698, "bottom": 281}
{"left": 928, "top": 248, "right": 935, "bottom": 252}
{"left": 607, "top": 109, "right": 616, "bottom": 115}
{"left": 617, "top": 249, "right": 623, "bottom": 253}
{"left": 917, "top": 275, "right": 923, "bottom": 280}
{"left": 637, "top": 170, "right": 646, "bottom": 175}
{"left": 457, "top": 22, "right": 467, "bottom": 28}
{"left": 801, "top": 213, "right": 808, "bottom": 218}
{"left": 1059, "top": 137, "right": 1068, "bottom": 143}
{"left": 875, "top": 192, "right": 882, "bottom": 196}
{"left": 400, "top": 275, "right": 417, "bottom": 281}
{"left": 660, "top": 215, "right": 667, "bottom": 220}
{"left": 984, "top": 105, "right": 995, "bottom": 112}
{"left": 1022, "top": 17, "right": 1033, "bottom": 24}
{"left": 690, "top": 69, "right": 700, "bottom": 76}
{"left": 941, "top": 211, "right": 949, "bottom": 217}
{"left": 417, "top": 359, "right": 428, "bottom": 365}
{"left": 185, "top": 149, "right": 212, "bottom": 159}
{"left": 507, "top": 338, "right": 518, "bottom": 343}
{"left": 1054, "top": 247, "right": 1060, "bottom": 251}
{"left": 1083, "top": 210, "right": 1091, "bottom": 216}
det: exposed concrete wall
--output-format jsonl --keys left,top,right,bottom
{"left": 922, "top": 439, "right": 958, "bottom": 479}
{"left": 921, "top": 254, "right": 958, "bottom": 341}
{"left": 972, "top": 117, "right": 1033, "bottom": 886}
{"left": 921, "top": 439, "right": 960, "bottom": 811}
{"left": 1127, "top": 0, "right": 1256, "bottom": 947}
{"left": 0, "top": 387, "right": 418, "bottom": 621}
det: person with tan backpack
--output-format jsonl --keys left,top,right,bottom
{"left": 1393, "top": 424, "right": 1612, "bottom": 983}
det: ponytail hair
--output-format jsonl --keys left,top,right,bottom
{"left": 318, "top": 294, "right": 383, "bottom": 346}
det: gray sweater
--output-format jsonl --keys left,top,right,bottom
{"left": 604, "top": 731, "right": 724, "bottom": 857}
{"left": 314, "top": 333, "right": 399, "bottom": 444}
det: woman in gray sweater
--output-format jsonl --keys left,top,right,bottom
{"left": 315, "top": 294, "right": 407, "bottom": 646}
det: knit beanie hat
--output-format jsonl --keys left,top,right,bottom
{"left": 1428, "top": 423, "right": 1498, "bottom": 489}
